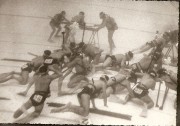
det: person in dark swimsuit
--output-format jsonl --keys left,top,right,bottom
{"left": 13, "top": 66, "right": 62, "bottom": 123}
{"left": 51, "top": 75, "right": 108, "bottom": 124}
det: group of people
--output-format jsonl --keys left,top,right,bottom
{"left": 0, "top": 10, "right": 178, "bottom": 124}
{"left": 48, "top": 11, "right": 118, "bottom": 54}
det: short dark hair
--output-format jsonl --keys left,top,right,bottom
{"left": 157, "top": 68, "right": 167, "bottom": 76}
{"left": 79, "top": 11, "right": 85, "bottom": 15}
{"left": 128, "top": 51, "right": 133, "bottom": 58}
{"left": 61, "top": 11, "right": 66, "bottom": 14}
{"left": 39, "top": 65, "right": 48, "bottom": 73}
{"left": 78, "top": 42, "right": 85, "bottom": 48}
{"left": 44, "top": 50, "right": 51, "bottom": 56}
{"left": 100, "top": 12, "right": 105, "bottom": 15}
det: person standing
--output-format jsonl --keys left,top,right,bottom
{"left": 64, "top": 11, "right": 86, "bottom": 44}
{"left": 48, "top": 11, "right": 69, "bottom": 42}
{"left": 94, "top": 12, "right": 118, "bottom": 54}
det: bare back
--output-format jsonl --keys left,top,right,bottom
{"left": 34, "top": 74, "right": 52, "bottom": 92}
{"left": 139, "top": 56, "right": 153, "bottom": 71}
{"left": 114, "top": 54, "right": 124, "bottom": 63}
{"left": 32, "top": 56, "right": 44, "bottom": 71}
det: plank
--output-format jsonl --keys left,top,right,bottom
{"left": 1, "top": 58, "right": 30, "bottom": 62}
{"left": 47, "top": 102, "right": 132, "bottom": 120}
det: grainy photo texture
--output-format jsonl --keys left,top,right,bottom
{"left": 0, "top": 0, "right": 178, "bottom": 125}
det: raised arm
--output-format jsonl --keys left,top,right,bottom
{"left": 48, "top": 64, "right": 62, "bottom": 76}
{"left": 17, "top": 75, "right": 37, "bottom": 96}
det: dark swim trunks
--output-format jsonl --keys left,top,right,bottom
{"left": 30, "top": 91, "right": 48, "bottom": 106}
{"left": 132, "top": 82, "right": 149, "bottom": 98}
{"left": 77, "top": 84, "right": 96, "bottom": 99}
{"left": 105, "top": 55, "right": 117, "bottom": 66}
{"left": 21, "top": 63, "right": 33, "bottom": 73}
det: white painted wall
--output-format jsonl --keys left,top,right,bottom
{"left": 0, "top": 0, "right": 179, "bottom": 54}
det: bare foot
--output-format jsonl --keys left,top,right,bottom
{"left": 79, "top": 118, "right": 92, "bottom": 125}
{"left": 17, "top": 91, "right": 27, "bottom": 97}
{"left": 108, "top": 95, "right": 125, "bottom": 104}
{"left": 140, "top": 109, "right": 147, "bottom": 118}
{"left": 51, "top": 102, "right": 71, "bottom": 113}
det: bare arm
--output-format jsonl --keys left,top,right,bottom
{"left": 17, "top": 75, "right": 37, "bottom": 96}
{"left": 102, "top": 82, "right": 108, "bottom": 106}
{"left": 96, "top": 19, "right": 106, "bottom": 30}
{"left": 168, "top": 71, "right": 177, "bottom": 84}
{"left": 121, "top": 57, "right": 127, "bottom": 68}
{"left": 48, "top": 64, "right": 62, "bottom": 76}
{"left": 134, "top": 72, "right": 144, "bottom": 78}
{"left": 49, "top": 72, "right": 62, "bottom": 80}
{"left": 91, "top": 98, "right": 97, "bottom": 109}
{"left": 125, "top": 81, "right": 134, "bottom": 97}
{"left": 62, "top": 67, "right": 73, "bottom": 79}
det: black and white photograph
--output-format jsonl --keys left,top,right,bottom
{"left": 0, "top": 0, "right": 178, "bottom": 125}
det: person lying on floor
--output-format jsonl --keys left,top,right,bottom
{"left": 51, "top": 75, "right": 109, "bottom": 124}
{"left": 57, "top": 53, "right": 92, "bottom": 96}
{"left": 94, "top": 51, "right": 133, "bottom": 73}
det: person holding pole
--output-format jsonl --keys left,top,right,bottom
{"left": 94, "top": 12, "right": 118, "bottom": 55}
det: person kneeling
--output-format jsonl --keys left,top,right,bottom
{"left": 51, "top": 75, "right": 108, "bottom": 124}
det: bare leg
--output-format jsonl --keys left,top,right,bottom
{"left": 108, "top": 94, "right": 129, "bottom": 104}
{"left": 13, "top": 100, "right": 32, "bottom": 119}
{"left": 108, "top": 30, "right": 115, "bottom": 54}
{"left": 51, "top": 94, "right": 90, "bottom": 117}
{"left": 0, "top": 72, "right": 13, "bottom": 83}
{"left": 67, "top": 74, "right": 87, "bottom": 88}
{"left": 14, "top": 103, "right": 44, "bottom": 123}
{"left": 64, "top": 27, "right": 70, "bottom": 43}
{"left": 132, "top": 95, "right": 154, "bottom": 118}
{"left": 55, "top": 26, "right": 62, "bottom": 37}
{"left": 48, "top": 22, "right": 56, "bottom": 42}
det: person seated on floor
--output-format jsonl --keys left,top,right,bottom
{"left": 58, "top": 53, "right": 92, "bottom": 96}
{"left": 157, "top": 68, "right": 177, "bottom": 109}
{"left": 109, "top": 70, "right": 157, "bottom": 118}
{"left": 51, "top": 75, "right": 109, "bottom": 125}
{"left": 13, "top": 66, "right": 62, "bottom": 124}
{"left": 95, "top": 51, "right": 133, "bottom": 73}
{"left": 77, "top": 42, "right": 104, "bottom": 64}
